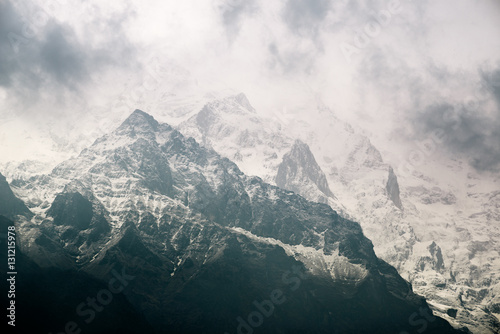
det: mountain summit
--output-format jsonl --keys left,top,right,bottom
{"left": 9, "top": 110, "right": 465, "bottom": 333}
{"left": 276, "top": 139, "right": 335, "bottom": 203}
{"left": 114, "top": 108, "right": 161, "bottom": 138}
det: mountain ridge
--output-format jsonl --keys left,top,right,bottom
{"left": 7, "top": 109, "right": 465, "bottom": 333}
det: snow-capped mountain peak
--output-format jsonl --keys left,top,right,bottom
{"left": 4, "top": 109, "right": 464, "bottom": 333}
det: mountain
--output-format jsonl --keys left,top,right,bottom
{"left": 0, "top": 172, "right": 32, "bottom": 220}
{"left": 276, "top": 139, "right": 334, "bottom": 204}
{"left": 7, "top": 109, "right": 464, "bottom": 333}
{"left": 0, "top": 215, "right": 153, "bottom": 334}
{"left": 177, "top": 93, "right": 500, "bottom": 333}
{"left": 178, "top": 94, "right": 347, "bottom": 216}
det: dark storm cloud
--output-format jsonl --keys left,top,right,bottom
{"left": 0, "top": 0, "right": 137, "bottom": 102}
{"left": 39, "top": 24, "right": 89, "bottom": 86}
{"left": 482, "top": 68, "right": 500, "bottom": 106}
{"left": 411, "top": 71, "right": 500, "bottom": 172}
{"left": 0, "top": 0, "right": 23, "bottom": 87}
{"left": 358, "top": 43, "right": 500, "bottom": 172}
{"left": 282, "top": 0, "right": 331, "bottom": 38}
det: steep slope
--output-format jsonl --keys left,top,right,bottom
{"left": 0, "top": 216, "right": 153, "bottom": 334}
{"left": 178, "top": 94, "right": 346, "bottom": 214}
{"left": 276, "top": 139, "right": 334, "bottom": 204}
{"left": 0, "top": 173, "right": 32, "bottom": 220}
{"left": 177, "top": 93, "right": 500, "bottom": 333}
{"left": 386, "top": 167, "right": 403, "bottom": 210}
{"left": 275, "top": 102, "right": 500, "bottom": 334}
{"left": 9, "top": 110, "right": 464, "bottom": 334}
{"left": 392, "top": 152, "right": 500, "bottom": 334}
{"left": 178, "top": 93, "right": 291, "bottom": 183}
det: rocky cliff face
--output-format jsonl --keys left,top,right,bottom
{"left": 177, "top": 94, "right": 348, "bottom": 216}
{"left": 0, "top": 173, "right": 32, "bottom": 220}
{"left": 7, "top": 110, "right": 464, "bottom": 334}
{"left": 276, "top": 139, "right": 334, "bottom": 204}
{"left": 387, "top": 167, "right": 403, "bottom": 210}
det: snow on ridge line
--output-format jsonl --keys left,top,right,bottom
{"left": 229, "top": 227, "right": 369, "bottom": 282}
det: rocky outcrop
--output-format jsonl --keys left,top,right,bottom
{"left": 276, "top": 139, "right": 334, "bottom": 204}
{"left": 386, "top": 166, "right": 403, "bottom": 210}
{"left": 0, "top": 172, "right": 32, "bottom": 220}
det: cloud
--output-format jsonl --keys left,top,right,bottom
{"left": 282, "top": 0, "right": 331, "bottom": 39}
{"left": 483, "top": 68, "right": 500, "bottom": 106}
{"left": 267, "top": 42, "right": 318, "bottom": 75}
{"left": 39, "top": 23, "right": 90, "bottom": 87}
{"left": 1, "top": 0, "right": 500, "bottom": 172}
{"left": 410, "top": 69, "right": 500, "bottom": 172}
{"left": 0, "top": 0, "right": 137, "bottom": 105}
{"left": 0, "top": 0, "right": 26, "bottom": 87}
{"left": 219, "top": 0, "right": 256, "bottom": 41}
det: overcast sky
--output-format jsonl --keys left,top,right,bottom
{"left": 1, "top": 0, "right": 500, "bottom": 171}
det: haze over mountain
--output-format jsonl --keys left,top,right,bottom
{"left": 179, "top": 93, "right": 500, "bottom": 333}
{"left": 1, "top": 0, "right": 499, "bottom": 333}
{"left": 1, "top": 0, "right": 500, "bottom": 173}
{"left": 3, "top": 110, "right": 467, "bottom": 333}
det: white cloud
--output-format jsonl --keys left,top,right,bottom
{"left": 1, "top": 0, "right": 500, "bottom": 169}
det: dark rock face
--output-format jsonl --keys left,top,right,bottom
{"left": 12, "top": 110, "right": 466, "bottom": 334}
{"left": 416, "top": 241, "right": 446, "bottom": 273}
{"left": 46, "top": 191, "right": 110, "bottom": 252}
{"left": 0, "top": 215, "right": 153, "bottom": 334}
{"left": 428, "top": 241, "right": 445, "bottom": 272}
{"left": 83, "top": 220, "right": 461, "bottom": 334}
{"left": 276, "top": 139, "right": 334, "bottom": 204}
{"left": 386, "top": 166, "right": 403, "bottom": 210}
{"left": 47, "top": 192, "right": 94, "bottom": 229}
{"left": 0, "top": 173, "right": 32, "bottom": 220}
{"left": 447, "top": 308, "right": 458, "bottom": 318}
